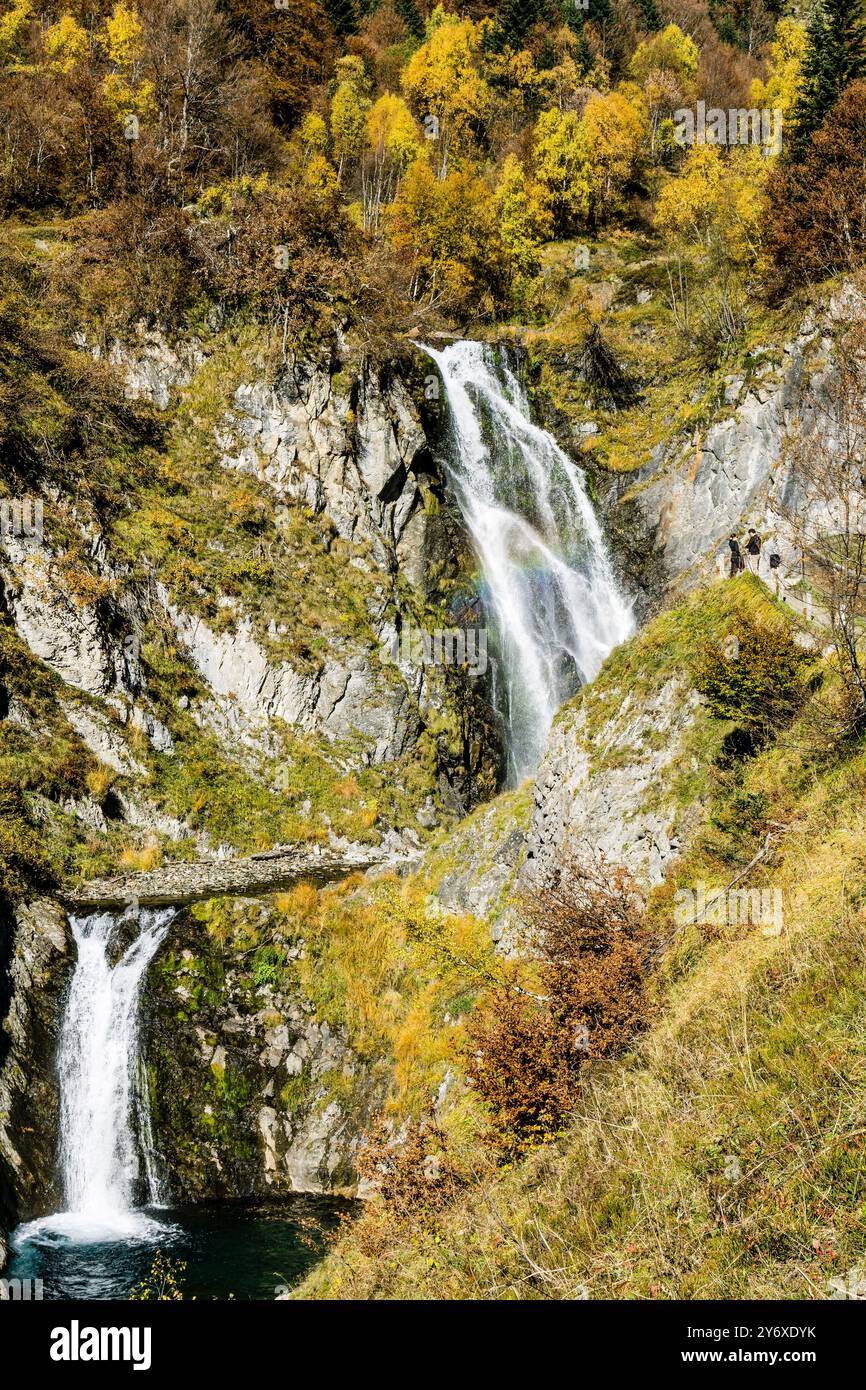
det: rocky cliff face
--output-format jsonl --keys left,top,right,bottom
{"left": 0, "top": 323, "right": 500, "bottom": 906}
{"left": 0, "top": 321, "right": 495, "bottom": 1262}
{"left": 3, "top": 285, "right": 859, "bottom": 1264}
{"left": 614, "top": 285, "right": 866, "bottom": 601}
{"left": 518, "top": 287, "right": 865, "bottom": 893}
{"left": 0, "top": 901, "right": 71, "bottom": 1264}
{"left": 144, "top": 898, "right": 379, "bottom": 1199}
{"left": 215, "top": 358, "right": 438, "bottom": 591}
{"left": 2, "top": 332, "right": 448, "bottom": 773}
{"left": 525, "top": 676, "right": 702, "bottom": 890}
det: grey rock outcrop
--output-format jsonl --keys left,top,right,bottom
{"left": 620, "top": 285, "right": 866, "bottom": 597}
{"left": 525, "top": 677, "right": 702, "bottom": 889}
{"left": 216, "top": 359, "right": 435, "bottom": 589}
{"left": 0, "top": 543, "right": 121, "bottom": 697}
{"left": 164, "top": 596, "right": 422, "bottom": 764}
{"left": 146, "top": 903, "right": 384, "bottom": 1198}
{"left": 0, "top": 902, "right": 72, "bottom": 1268}
{"left": 64, "top": 844, "right": 398, "bottom": 910}
{"left": 73, "top": 325, "right": 205, "bottom": 410}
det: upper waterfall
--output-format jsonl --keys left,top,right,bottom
{"left": 423, "top": 340, "right": 634, "bottom": 782}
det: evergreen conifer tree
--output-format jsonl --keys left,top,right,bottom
{"left": 792, "top": 0, "right": 866, "bottom": 148}
{"left": 324, "top": 0, "right": 359, "bottom": 36}
{"left": 393, "top": 0, "right": 424, "bottom": 37}
{"left": 576, "top": 30, "right": 593, "bottom": 75}
{"left": 635, "top": 0, "right": 662, "bottom": 31}
{"left": 497, "top": 0, "right": 548, "bottom": 49}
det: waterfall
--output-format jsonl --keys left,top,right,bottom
{"left": 422, "top": 340, "right": 634, "bottom": 782}
{"left": 18, "top": 907, "right": 173, "bottom": 1244}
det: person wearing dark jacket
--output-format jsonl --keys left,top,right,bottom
{"left": 745, "top": 528, "right": 762, "bottom": 573}
{"left": 728, "top": 534, "right": 744, "bottom": 577}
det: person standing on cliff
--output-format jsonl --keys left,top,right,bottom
{"left": 728, "top": 534, "right": 744, "bottom": 577}
{"left": 745, "top": 528, "right": 762, "bottom": 574}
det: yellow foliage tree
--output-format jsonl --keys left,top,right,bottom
{"left": 496, "top": 155, "right": 546, "bottom": 271}
{"left": 533, "top": 107, "right": 592, "bottom": 233}
{"left": 655, "top": 143, "right": 766, "bottom": 269}
{"left": 103, "top": 1, "right": 145, "bottom": 70}
{"left": 495, "top": 153, "right": 550, "bottom": 313}
{"left": 299, "top": 111, "right": 328, "bottom": 159}
{"left": 749, "top": 17, "right": 807, "bottom": 126}
{"left": 43, "top": 13, "right": 89, "bottom": 73}
{"left": 629, "top": 22, "right": 698, "bottom": 155}
{"left": 363, "top": 91, "right": 420, "bottom": 231}
{"left": 100, "top": 3, "right": 153, "bottom": 127}
{"left": 401, "top": 7, "right": 490, "bottom": 177}
{"left": 534, "top": 85, "right": 645, "bottom": 232}
{"left": 331, "top": 58, "right": 371, "bottom": 182}
{"left": 305, "top": 152, "right": 339, "bottom": 198}
{"left": 0, "top": 0, "right": 33, "bottom": 69}
{"left": 387, "top": 155, "right": 503, "bottom": 313}
{"left": 581, "top": 86, "right": 647, "bottom": 210}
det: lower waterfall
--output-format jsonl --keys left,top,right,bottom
{"left": 20, "top": 908, "right": 174, "bottom": 1243}
{"left": 8, "top": 906, "right": 356, "bottom": 1298}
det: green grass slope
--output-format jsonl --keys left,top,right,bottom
{"left": 298, "top": 578, "right": 866, "bottom": 1300}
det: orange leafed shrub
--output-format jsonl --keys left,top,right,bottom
{"left": 351, "top": 1119, "right": 466, "bottom": 1251}
{"left": 464, "top": 850, "right": 651, "bottom": 1152}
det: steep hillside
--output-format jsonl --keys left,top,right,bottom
{"left": 299, "top": 577, "right": 866, "bottom": 1299}
{"left": 3, "top": 0, "right": 866, "bottom": 1312}
{"left": 0, "top": 235, "right": 500, "bottom": 905}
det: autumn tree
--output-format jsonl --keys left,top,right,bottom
{"left": 628, "top": 21, "right": 698, "bottom": 155}
{"left": 533, "top": 83, "right": 645, "bottom": 232}
{"left": 100, "top": 2, "right": 155, "bottom": 131}
{"left": 362, "top": 90, "right": 419, "bottom": 230}
{"left": 0, "top": 4, "right": 125, "bottom": 208}
{"left": 656, "top": 143, "right": 765, "bottom": 268}
{"left": 189, "top": 176, "right": 359, "bottom": 343}
{"left": 656, "top": 141, "right": 766, "bottom": 360}
{"left": 0, "top": 0, "right": 32, "bottom": 67}
{"left": 495, "top": 153, "right": 549, "bottom": 309}
{"left": 330, "top": 53, "right": 371, "bottom": 182}
{"left": 43, "top": 13, "right": 90, "bottom": 73}
{"left": 465, "top": 850, "right": 650, "bottom": 1151}
{"left": 748, "top": 14, "right": 807, "bottom": 126}
{"left": 400, "top": 6, "right": 490, "bottom": 177}
{"left": 533, "top": 107, "right": 591, "bottom": 232}
{"left": 581, "top": 85, "right": 647, "bottom": 214}
{"left": 223, "top": 0, "right": 336, "bottom": 125}
{"left": 136, "top": 0, "right": 281, "bottom": 194}
{"left": 692, "top": 612, "right": 816, "bottom": 741}
{"left": 386, "top": 155, "right": 505, "bottom": 314}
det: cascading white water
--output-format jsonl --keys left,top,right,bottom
{"left": 18, "top": 907, "right": 173, "bottom": 1244}
{"left": 423, "top": 340, "right": 634, "bottom": 781}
